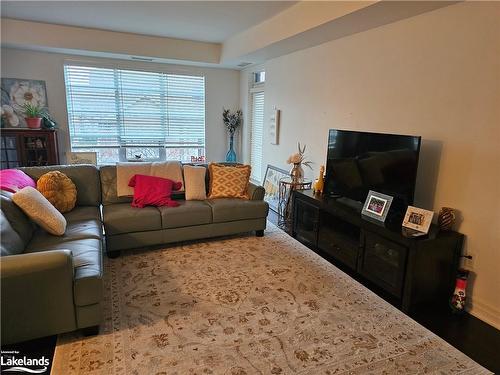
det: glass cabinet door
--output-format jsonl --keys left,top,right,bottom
{"left": 360, "top": 232, "right": 408, "bottom": 297}
{"left": 23, "top": 135, "right": 50, "bottom": 166}
{"left": 293, "top": 198, "right": 320, "bottom": 247}
{"left": 1, "top": 136, "right": 20, "bottom": 169}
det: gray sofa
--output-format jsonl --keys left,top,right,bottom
{"left": 1, "top": 165, "right": 103, "bottom": 345}
{"left": 0, "top": 163, "right": 269, "bottom": 344}
{"left": 99, "top": 165, "right": 269, "bottom": 256}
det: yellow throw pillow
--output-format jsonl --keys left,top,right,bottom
{"left": 12, "top": 186, "right": 67, "bottom": 236}
{"left": 37, "top": 171, "right": 77, "bottom": 213}
{"left": 208, "top": 163, "right": 251, "bottom": 199}
{"left": 184, "top": 165, "right": 207, "bottom": 200}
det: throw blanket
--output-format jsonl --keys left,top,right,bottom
{"left": 116, "top": 161, "right": 184, "bottom": 197}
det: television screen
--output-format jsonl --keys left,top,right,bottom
{"left": 324, "top": 129, "right": 421, "bottom": 205}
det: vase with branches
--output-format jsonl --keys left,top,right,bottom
{"left": 223, "top": 108, "right": 243, "bottom": 162}
{"left": 287, "top": 142, "right": 312, "bottom": 182}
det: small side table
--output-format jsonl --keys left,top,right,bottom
{"left": 278, "top": 177, "right": 312, "bottom": 231}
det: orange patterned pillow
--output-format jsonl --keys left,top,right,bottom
{"left": 208, "top": 163, "right": 251, "bottom": 199}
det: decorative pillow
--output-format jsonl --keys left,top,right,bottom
{"left": 0, "top": 169, "right": 36, "bottom": 193}
{"left": 37, "top": 171, "right": 77, "bottom": 213}
{"left": 12, "top": 186, "right": 67, "bottom": 236}
{"left": 116, "top": 162, "right": 152, "bottom": 197}
{"left": 128, "top": 174, "right": 182, "bottom": 208}
{"left": 151, "top": 161, "right": 185, "bottom": 191}
{"left": 183, "top": 165, "right": 207, "bottom": 200}
{"left": 208, "top": 163, "right": 251, "bottom": 199}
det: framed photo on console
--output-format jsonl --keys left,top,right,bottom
{"left": 402, "top": 206, "right": 434, "bottom": 236}
{"left": 362, "top": 190, "right": 393, "bottom": 223}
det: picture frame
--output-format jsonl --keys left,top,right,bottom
{"left": 269, "top": 109, "right": 280, "bottom": 145}
{"left": 361, "top": 190, "right": 393, "bottom": 223}
{"left": 402, "top": 206, "right": 434, "bottom": 235}
{"left": 66, "top": 152, "right": 97, "bottom": 165}
{"left": 262, "top": 164, "right": 288, "bottom": 213}
{"left": 1, "top": 78, "right": 48, "bottom": 128}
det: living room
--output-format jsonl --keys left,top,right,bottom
{"left": 1, "top": 1, "right": 499, "bottom": 374}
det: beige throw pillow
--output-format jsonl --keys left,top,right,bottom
{"left": 116, "top": 162, "right": 152, "bottom": 197}
{"left": 12, "top": 186, "right": 67, "bottom": 236}
{"left": 151, "top": 161, "right": 185, "bottom": 191}
{"left": 183, "top": 165, "right": 207, "bottom": 200}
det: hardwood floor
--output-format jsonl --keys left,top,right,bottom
{"left": 2, "top": 215, "right": 499, "bottom": 373}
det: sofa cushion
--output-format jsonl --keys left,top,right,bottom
{"left": 21, "top": 165, "right": 101, "bottom": 207}
{"left": 0, "top": 191, "right": 35, "bottom": 250}
{"left": 158, "top": 200, "right": 212, "bottom": 229}
{"left": 26, "top": 222, "right": 102, "bottom": 252}
{"left": 183, "top": 165, "right": 207, "bottom": 200}
{"left": 37, "top": 171, "right": 77, "bottom": 213}
{"left": 64, "top": 206, "right": 101, "bottom": 223}
{"left": 102, "top": 203, "right": 162, "bottom": 235}
{"left": 25, "top": 238, "right": 103, "bottom": 306}
{"left": 208, "top": 163, "right": 251, "bottom": 199}
{"left": 0, "top": 169, "right": 36, "bottom": 193}
{"left": 13, "top": 187, "right": 67, "bottom": 236}
{"left": 99, "top": 165, "right": 133, "bottom": 205}
{"left": 1, "top": 211, "right": 25, "bottom": 256}
{"left": 207, "top": 199, "right": 269, "bottom": 223}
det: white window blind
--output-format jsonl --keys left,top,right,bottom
{"left": 64, "top": 65, "right": 205, "bottom": 161}
{"left": 250, "top": 91, "right": 264, "bottom": 182}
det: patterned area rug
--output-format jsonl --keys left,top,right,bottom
{"left": 51, "top": 224, "right": 489, "bottom": 375}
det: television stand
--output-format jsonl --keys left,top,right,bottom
{"left": 292, "top": 189, "right": 463, "bottom": 313}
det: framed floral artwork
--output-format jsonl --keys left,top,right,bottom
{"left": 1, "top": 78, "right": 48, "bottom": 128}
{"left": 263, "top": 164, "right": 289, "bottom": 213}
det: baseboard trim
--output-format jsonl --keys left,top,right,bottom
{"left": 467, "top": 298, "right": 500, "bottom": 331}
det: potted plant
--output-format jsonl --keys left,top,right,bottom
{"left": 21, "top": 102, "right": 46, "bottom": 129}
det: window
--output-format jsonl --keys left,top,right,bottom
{"left": 250, "top": 90, "right": 264, "bottom": 182}
{"left": 64, "top": 64, "right": 205, "bottom": 164}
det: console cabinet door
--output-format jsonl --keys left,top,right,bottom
{"left": 293, "top": 198, "right": 320, "bottom": 247}
{"left": 318, "top": 211, "right": 361, "bottom": 270}
{"left": 360, "top": 232, "right": 408, "bottom": 297}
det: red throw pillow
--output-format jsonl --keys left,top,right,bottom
{"left": 128, "top": 174, "right": 182, "bottom": 208}
{"left": 0, "top": 169, "right": 36, "bottom": 193}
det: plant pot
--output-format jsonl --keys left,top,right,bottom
{"left": 25, "top": 117, "right": 42, "bottom": 129}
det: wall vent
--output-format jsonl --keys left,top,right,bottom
{"left": 237, "top": 62, "right": 252, "bottom": 68}
{"left": 131, "top": 56, "right": 154, "bottom": 62}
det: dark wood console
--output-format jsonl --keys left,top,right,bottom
{"left": 293, "top": 189, "right": 464, "bottom": 313}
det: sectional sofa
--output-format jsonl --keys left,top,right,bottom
{"left": 0, "top": 164, "right": 269, "bottom": 344}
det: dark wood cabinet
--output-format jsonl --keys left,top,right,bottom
{"left": 1, "top": 128, "right": 59, "bottom": 169}
{"left": 293, "top": 190, "right": 463, "bottom": 313}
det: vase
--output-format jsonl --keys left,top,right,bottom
{"left": 225, "top": 133, "right": 237, "bottom": 162}
{"left": 25, "top": 117, "right": 42, "bottom": 129}
{"left": 450, "top": 268, "right": 469, "bottom": 314}
{"left": 438, "top": 207, "right": 456, "bottom": 231}
{"left": 290, "top": 163, "right": 304, "bottom": 182}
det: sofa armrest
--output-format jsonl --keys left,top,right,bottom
{"left": 1, "top": 250, "right": 77, "bottom": 344}
{"left": 248, "top": 182, "right": 265, "bottom": 201}
{"left": 1, "top": 250, "right": 73, "bottom": 278}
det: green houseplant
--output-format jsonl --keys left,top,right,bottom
{"left": 21, "top": 102, "right": 46, "bottom": 129}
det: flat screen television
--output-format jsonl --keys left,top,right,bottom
{"left": 324, "top": 129, "right": 421, "bottom": 205}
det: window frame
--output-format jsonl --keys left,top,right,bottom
{"left": 63, "top": 61, "right": 207, "bottom": 164}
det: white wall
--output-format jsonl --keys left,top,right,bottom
{"left": 242, "top": 2, "right": 500, "bottom": 328}
{"left": 1, "top": 48, "right": 240, "bottom": 163}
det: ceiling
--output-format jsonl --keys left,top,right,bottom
{"left": 1, "top": 1, "right": 296, "bottom": 43}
